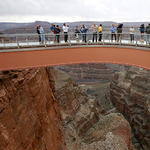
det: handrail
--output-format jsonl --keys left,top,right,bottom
{"left": 0, "top": 32, "right": 149, "bottom": 51}
{"left": 0, "top": 32, "right": 149, "bottom": 37}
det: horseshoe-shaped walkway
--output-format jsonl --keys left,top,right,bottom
{"left": 0, "top": 45, "right": 150, "bottom": 71}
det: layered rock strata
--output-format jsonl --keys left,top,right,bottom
{"left": 110, "top": 67, "right": 150, "bottom": 149}
{"left": 0, "top": 68, "right": 68, "bottom": 150}
{"left": 54, "top": 63, "right": 115, "bottom": 83}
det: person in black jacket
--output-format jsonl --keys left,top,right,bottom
{"left": 117, "top": 23, "right": 123, "bottom": 42}
{"left": 139, "top": 24, "right": 145, "bottom": 43}
{"left": 56, "top": 25, "right": 61, "bottom": 43}
{"left": 36, "top": 25, "right": 41, "bottom": 43}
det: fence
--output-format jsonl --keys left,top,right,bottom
{"left": 0, "top": 32, "right": 150, "bottom": 50}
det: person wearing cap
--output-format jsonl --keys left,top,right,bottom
{"left": 129, "top": 25, "right": 135, "bottom": 43}
{"left": 98, "top": 24, "right": 102, "bottom": 41}
{"left": 145, "top": 23, "right": 150, "bottom": 45}
{"left": 91, "top": 23, "right": 98, "bottom": 42}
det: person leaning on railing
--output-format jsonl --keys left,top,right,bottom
{"left": 111, "top": 24, "right": 116, "bottom": 42}
{"left": 129, "top": 26, "right": 135, "bottom": 43}
{"left": 98, "top": 24, "right": 102, "bottom": 42}
{"left": 145, "top": 23, "right": 150, "bottom": 45}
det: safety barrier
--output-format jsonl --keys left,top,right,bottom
{"left": 0, "top": 32, "right": 149, "bottom": 51}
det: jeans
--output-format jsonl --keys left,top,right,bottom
{"left": 111, "top": 33, "right": 116, "bottom": 40}
{"left": 83, "top": 34, "right": 86, "bottom": 42}
{"left": 99, "top": 32, "right": 102, "bottom": 41}
{"left": 56, "top": 35, "right": 60, "bottom": 43}
{"left": 117, "top": 33, "right": 122, "bottom": 42}
{"left": 38, "top": 34, "right": 41, "bottom": 42}
{"left": 40, "top": 34, "right": 44, "bottom": 43}
{"left": 130, "top": 34, "right": 134, "bottom": 41}
{"left": 93, "top": 32, "right": 97, "bottom": 42}
{"left": 146, "top": 34, "right": 150, "bottom": 44}
{"left": 64, "top": 32, "right": 68, "bottom": 42}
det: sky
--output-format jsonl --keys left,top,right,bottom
{"left": 0, "top": 0, "right": 150, "bottom": 23}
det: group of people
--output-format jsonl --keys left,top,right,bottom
{"left": 111, "top": 23, "right": 123, "bottom": 42}
{"left": 139, "top": 24, "right": 150, "bottom": 44}
{"left": 50, "top": 24, "right": 61, "bottom": 43}
{"left": 37, "top": 22, "right": 150, "bottom": 45}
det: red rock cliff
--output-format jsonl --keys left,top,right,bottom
{"left": 0, "top": 68, "right": 68, "bottom": 150}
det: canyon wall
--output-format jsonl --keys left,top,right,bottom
{"left": 0, "top": 68, "right": 68, "bottom": 150}
{"left": 110, "top": 67, "right": 150, "bottom": 149}
{"left": 54, "top": 63, "right": 115, "bottom": 83}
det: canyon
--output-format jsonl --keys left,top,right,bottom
{"left": 50, "top": 68, "right": 135, "bottom": 150}
{"left": 0, "top": 64, "right": 149, "bottom": 150}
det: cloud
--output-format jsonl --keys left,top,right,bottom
{"left": 0, "top": 0, "right": 150, "bottom": 22}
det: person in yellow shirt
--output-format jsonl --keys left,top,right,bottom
{"left": 98, "top": 24, "right": 102, "bottom": 41}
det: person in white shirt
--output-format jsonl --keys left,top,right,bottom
{"left": 63, "top": 23, "right": 69, "bottom": 43}
{"left": 91, "top": 23, "right": 98, "bottom": 42}
{"left": 129, "top": 26, "right": 135, "bottom": 42}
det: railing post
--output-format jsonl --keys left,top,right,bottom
{"left": 119, "top": 34, "right": 121, "bottom": 45}
{"left": 103, "top": 34, "right": 105, "bottom": 45}
{"left": 2, "top": 38, "right": 5, "bottom": 47}
{"left": 69, "top": 34, "right": 71, "bottom": 46}
{"left": 26, "top": 37, "right": 29, "bottom": 45}
{"left": 44, "top": 34, "right": 47, "bottom": 47}
{"left": 16, "top": 36, "right": 20, "bottom": 49}
{"left": 135, "top": 34, "right": 138, "bottom": 47}
{"left": 86, "top": 34, "right": 88, "bottom": 45}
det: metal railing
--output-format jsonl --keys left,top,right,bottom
{"left": 0, "top": 32, "right": 150, "bottom": 50}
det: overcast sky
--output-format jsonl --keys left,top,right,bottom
{"left": 0, "top": 0, "right": 150, "bottom": 23}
